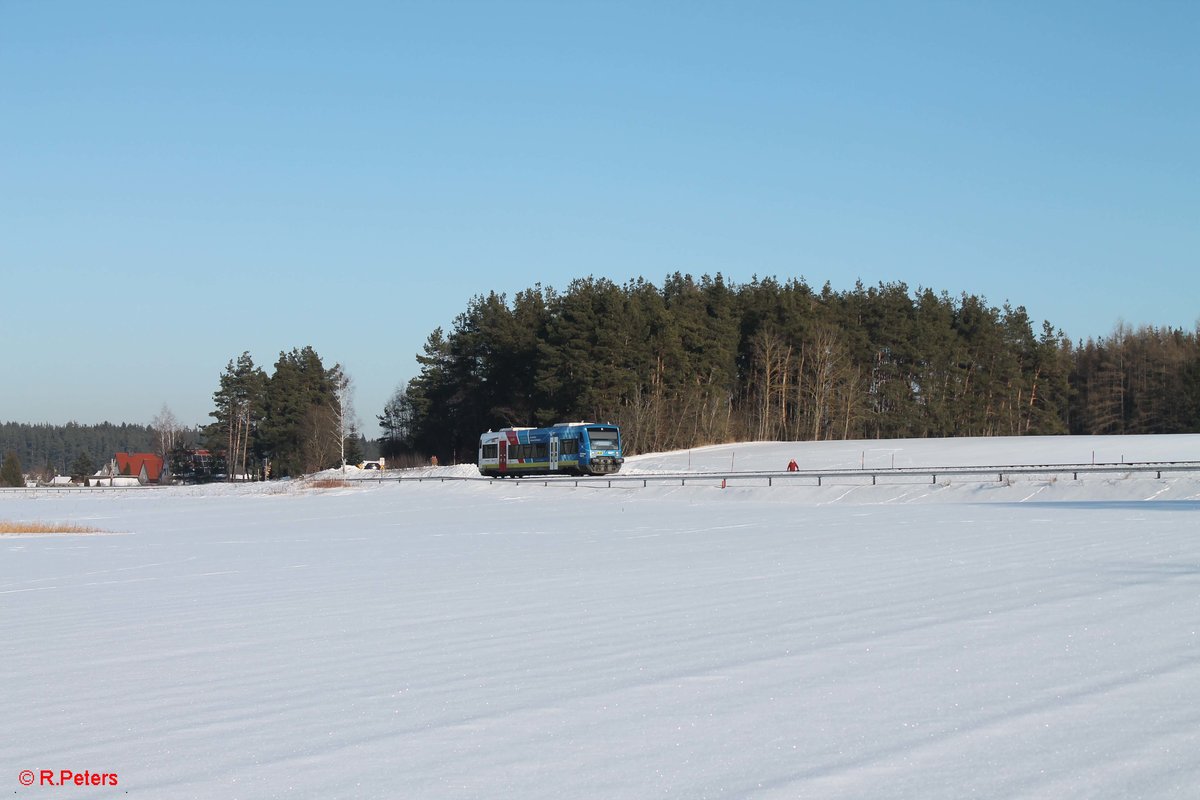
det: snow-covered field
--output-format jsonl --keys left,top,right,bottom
{"left": 4, "top": 435, "right": 1200, "bottom": 799}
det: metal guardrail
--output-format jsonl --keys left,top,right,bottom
{"left": 343, "top": 461, "right": 1200, "bottom": 489}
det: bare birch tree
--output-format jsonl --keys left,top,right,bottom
{"left": 749, "top": 328, "right": 792, "bottom": 441}
{"left": 330, "top": 365, "right": 356, "bottom": 472}
{"left": 151, "top": 404, "right": 181, "bottom": 460}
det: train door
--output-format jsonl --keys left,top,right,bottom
{"left": 498, "top": 438, "right": 508, "bottom": 474}
{"left": 577, "top": 429, "right": 589, "bottom": 472}
{"left": 549, "top": 435, "right": 559, "bottom": 471}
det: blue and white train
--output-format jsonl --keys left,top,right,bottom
{"left": 478, "top": 422, "right": 623, "bottom": 477}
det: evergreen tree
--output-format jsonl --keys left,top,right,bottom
{"left": 478, "top": 287, "right": 550, "bottom": 427}
{"left": 258, "top": 346, "right": 340, "bottom": 476}
{"left": 404, "top": 328, "right": 458, "bottom": 462}
{"left": 1, "top": 450, "right": 23, "bottom": 487}
{"left": 1027, "top": 322, "right": 1071, "bottom": 435}
{"left": 69, "top": 452, "right": 95, "bottom": 481}
{"left": 537, "top": 277, "right": 644, "bottom": 426}
{"left": 207, "top": 352, "right": 268, "bottom": 480}
{"left": 378, "top": 386, "right": 416, "bottom": 459}
{"left": 344, "top": 429, "right": 366, "bottom": 466}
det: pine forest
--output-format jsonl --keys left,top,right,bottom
{"left": 383, "top": 275, "right": 1200, "bottom": 463}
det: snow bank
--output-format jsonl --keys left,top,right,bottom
{"left": 309, "top": 463, "right": 482, "bottom": 481}
{"left": 624, "top": 433, "right": 1200, "bottom": 473}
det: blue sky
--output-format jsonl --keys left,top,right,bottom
{"left": 2, "top": 0, "right": 1197, "bottom": 434}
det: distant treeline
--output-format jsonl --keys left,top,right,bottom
{"left": 0, "top": 421, "right": 161, "bottom": 478}
{"left": 6, "top": 276, "right": 1198, "bottom": 476}
{"left": 381, "top": 274, "right": 1200, "bottom": 462}
{"left": 1, "top": 346, "right": 370, "bottom": 481}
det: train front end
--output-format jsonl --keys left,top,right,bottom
{"left": 580, "top": 424, "right": 623, "bottom": 475}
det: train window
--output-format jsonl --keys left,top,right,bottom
{"left": 515, "top": 444, "right": 543, "bottom": 461}
{"left": 561, "top": 439, "right": 578, "bottom": 455}
{"left": 481, "top": 443, "right": 498, "bottom": 459}
{"left": 587, "top": 429, "right": 619, "bottom": 450}
{"left": 532, "top": 443, "right": 548, "bottom": 460}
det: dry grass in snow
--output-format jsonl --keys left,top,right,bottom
{"left": 0, "top": 520, "right": 104, "bottom": 535}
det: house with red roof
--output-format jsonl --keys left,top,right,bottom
{"left": 114, "top": 452, "right": 165, "bottom": 485}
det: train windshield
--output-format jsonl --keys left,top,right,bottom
{"left": 587, "top": 428, "right": 619, "bottom": 451}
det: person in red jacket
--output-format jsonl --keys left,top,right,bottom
{"left": 786, "top": 459, "right": 799, "bottom": 472}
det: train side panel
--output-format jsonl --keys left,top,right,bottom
{"left": 478, "top": 423, "right": 622, "bottom": 476}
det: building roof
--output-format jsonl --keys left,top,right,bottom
{"left": 115, "top": 452, "right": 164, "bottom": 482}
